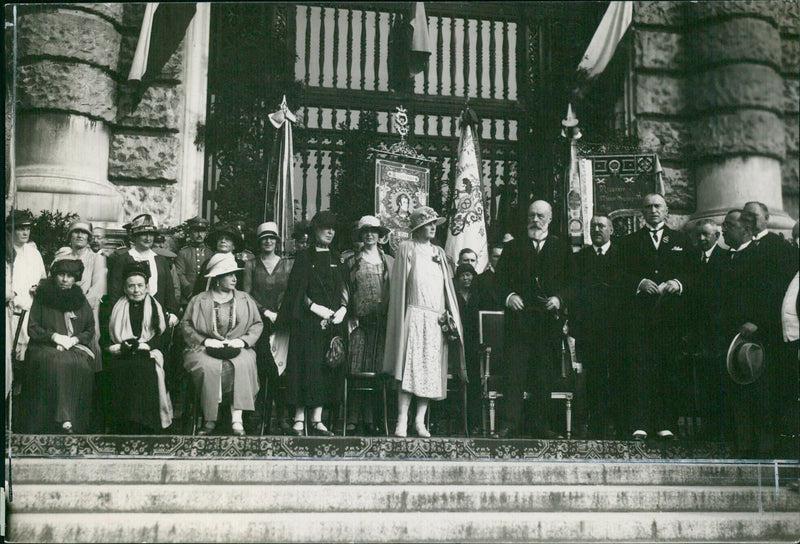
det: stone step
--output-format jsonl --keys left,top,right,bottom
{"left": 12, "top": 458, "right": 797, "bottom": 486}
{"left": 9, "top": 483, "right": 800, "bottom": 513}
{"left": 8, "top": 511, "right": 800, "bottom": 543}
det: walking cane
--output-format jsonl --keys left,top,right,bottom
{"left": 7, "top": 309, "right": 28, "bottom": 503}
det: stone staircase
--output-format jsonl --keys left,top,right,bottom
{"left": 5, "top": 458, "right": 800, "bottom": 543}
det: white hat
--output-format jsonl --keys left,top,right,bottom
{"left": 357, "top": 215, "right": 390, "bottom": 237}
{"left": 204, "top": 253, "right": 244, "bottom": 279}
{"left": 256, "top": 221, "right": 281, "bottom": 240}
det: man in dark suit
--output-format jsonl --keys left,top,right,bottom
{"left": 618, "top": 193, "right": 694, "bottom": 440}
{"left": 475, "top": 244, "right": 504, "bottom": 311}
{"left": 567, "top": 215, "right": 623, "bottom": 439}
{"left": 495, "top": 200, "right": 570, "bottom": 438}
{"left": 174, "top": 216, "right": 212, "bottom": 309}
{"left": 688, "top": 218, "right": 729, "bottom": 439}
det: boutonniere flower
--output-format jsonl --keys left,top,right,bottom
{"left": 671, "top": 245, "right": 683, "bottom": 251}
{"left": 432, "top": 254, "right": 442, "bottom": 264}
{"left": 662, "top": 235, "right": 670, "bottom": 245}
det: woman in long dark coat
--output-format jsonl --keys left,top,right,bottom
{"left": 278, "top": 211, "right": 347, "bottom": 436}
{"left": 24, "top": 258, "right": 95, "bottom": 434}
{"left": 105, "top": 261, "right": 173, "bottom": 433}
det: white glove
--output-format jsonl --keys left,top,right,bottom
{"left": 65, "top": 336, "right": 79, "bottom": 349}
{"left": 331, "top": 306, "right": 347, "bottom": 325}
{"left": 227, "top": 338, "right": 246, "bottom": 349}
{"left": 204, "top": 338, "right": 225, "bottom": 349}
{"left": 263, "top": 309, "right": 278, "bottom": 323}
{"left": 51, "top": 333, "right": 71, "bottom": 349}
{"left": 137, "top": 342, "right": 151, "bottom": 351}
{"left": 309, "top": 303, "right": 334, "bottom": 320}
{"left": 167, "top": 313, "right": 179, "bottom": 327}
{"left": 108, "top": 343, "right": 122, "bottom": 354}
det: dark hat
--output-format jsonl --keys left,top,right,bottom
{"left": 185, "top": 216, "right": 210, "bottom": 231}
{"left": 455, "top": 263, "right": 477, "bottom": 278}
{"left": 206, "top": 223, "right": 243, "bottom": 252}
{"left": 122, "top": 260, "right": 151, "bottom": 282}
{"left": 6, "top": 209, "right": 34, "bottom": 230}
{"left": 409, "top": 206, "right": 445, "bottom": 232}
{"left": 124, "top": 214, "right": 158, "bottom": 236}
{"left": 154, "top": 233, "right": 166, "bottom": 244}
{"left": 726, "top": 333, "right": 765, "bottom": 385}
{"left": 310, "top": 210, "right": 338, "bottom": 231}
{"left": 292, "top": 221, "right": 310, "bottom": 240}
{"left": 50, "top": 258, "right": 84, "bottom": 281}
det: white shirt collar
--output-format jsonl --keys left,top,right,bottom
{"left": 593, "top": 240, "right": 612, "bottom": 254}
{"left": 644, "top": 221, "right": 665, "bottom": 232}
{"left": 731, "top": 240, "right": 752, "bottom": 252}
{"left": 754, "top": 229, "right": 768, "bottom": 241}
{"left": 703, "top": 244, "right": 717, "bottom": 259}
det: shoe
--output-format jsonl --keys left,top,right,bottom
{"left": 413, "top": 421, "right": 431, "bottom": 438}
{"left": 231, "top": 422, "right": 245, "bottom": 437}
{"left": 290, "top": 420, "right": 305, "bottom": 437}
{"left": 632, "top": 430, "right": 647, "bottom": 441}
{"left": 61, "top": 421, "right": 73, "bottom": 435}
{"left": 197, "top": 422, "right": 216, "bottom": 436}
{"left": 493, "top": 427, "right": 512, "bottom": 439}
{"left": 310, "top": 421, "right": 334, "bottom": 437}
{"left": 394, "top": 416, "right": 408, "bottom": 438}
{"left": 657, "top": 430, "right": 675, "bottom": 440}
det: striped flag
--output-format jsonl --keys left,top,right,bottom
{"left": 128, "top": 3, "right": 197, "bottom": 83}
{"left": 576, "top": 2, "right": 633, "bottom": 80}
{"left": 445, "top": 107, "right": 489, "bottom": 273}
{"left": 266, "top": 96, "right": 297, "bottom": 254}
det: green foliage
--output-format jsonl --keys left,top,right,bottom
{"left": 18, "top": 208, "right": 79, "bottom": 268}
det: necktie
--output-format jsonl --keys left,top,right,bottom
{"left": 702, "top": 254, "right": 709, "bottom": 264}
{"left": 533, "top": 240, "right": 541, "bottom": 253}
{"left": 596, "top": 247, "right": 603, "bottom": 256}
{"left": 650, "top": 229, "right": 660, "bottom": 246}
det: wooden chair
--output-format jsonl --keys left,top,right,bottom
{"left": 342, "top": 372, "right": 389, "bottom": 437}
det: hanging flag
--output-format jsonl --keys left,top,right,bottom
{"left": 445, "top": 107, "right": 489, "bottom": 273}
{"left": 576, "top": 1, "right": 633, "bottom": 80}
{"left": 266, "top": 96, "right": 297, "bottom": 254}
{"left": 388, "top": 2, "right": 431, "bottom": 92}
{"left": 654, "top": 154, "right": 665, "bottom": 195}
{"left": 128, "top": 3, "right": 197, "bottom": 83}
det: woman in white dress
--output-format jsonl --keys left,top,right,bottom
{"left": 383, "top": 207, "right": 466, "bottom": 437}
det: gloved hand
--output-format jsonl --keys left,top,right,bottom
{"left": 137, "top": 342, "right": 151, "bottom": 351}
{"left": 309, "top": 303, "right": 334, "bottom": 320}
{"left": 204, "top": 338, "right": 225, "bottom": 349}
{"left": 263, "top": 309, "right": 278, "bottom": 323}
{"left": 51, "top": 333, "right": 71, "bottom": 349}
{"left": 331, "top": 306, "right": 347, "bottom": 325}
{"left": 108, "top": 343, "right": 122, "bottom": 354}
{"left": 226, "top": 338, "right": 246, "bottom": 349}
{"left": 167, "top": 313, "right": 179, "bottom": 328}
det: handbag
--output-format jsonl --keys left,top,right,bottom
{"left": 438, "top": 310, "right": 460, "bottom": 344}
{"left": 324, "top": 335, "right": 346, "bottom": 369}
{"left": 205, "top": 345, "right": 242, "bottom": 360}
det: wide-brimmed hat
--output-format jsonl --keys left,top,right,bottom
{"left": 409, "top": 206, "right": 445, "bottom": 232}
{"left": 50, "top": 257, "right": 84, "bottom": 281}
{"left": 310, "top": 210, "right": 338, "bottom": 231}
{"left": 124, "top": 214, "right": 158, "bottom": 236}
{"left": 6, "top": 209, "right": 34, "bottom": 230}
{"left": 185, "top": 216, "right": 210, "bottom": 231}
{"left": 206, "top": 224, "right": 243, "bottom": 252}
{"left": 726, "top": 333, "right": 765, "bottom": 385}
{"left": 256, "top": 221, "right": 281, "bottom": 240}
{"left": 455, "top": 263, "right": 477, "bottom": 278}
{"left": 204, "top": 253, "right": 244, "bottom": 279}
{"left": 122, "top": 260, "right": 152, "bottom": 282}
{"left": 67, "top": 220, "right": 93, "bottom": 238}
{"left": 357, "top": 215, "right": 390, "bottom": 237}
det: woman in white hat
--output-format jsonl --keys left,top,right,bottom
{"left": 54, "top": 220, "right": 107, "bottom": 368}
{"left": 181, "top": 253, "right": 263, "bottom": 436}
{"left": 242, "top": 221, "right": 294, "bottom": 430}
{"left": 383, "top": 207, "right": 466, "bottom": 437}
{"left": 342, "top": 215, "right": 394, "bottom": 434}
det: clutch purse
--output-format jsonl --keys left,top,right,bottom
{"left": 205, "top": 345, "right": 242, "bottom": 360}
{"left": 438, "top": 310, "right": 460, "bottom": 343}
{"left": 324, "top": 335, "right": 346, "bottom": 369}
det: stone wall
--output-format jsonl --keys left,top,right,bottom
{"left": 632, "top": 1, "right": 799, "bottom": 222}
{"left": 109, "top": 3, "right": 187, "bottom": 227}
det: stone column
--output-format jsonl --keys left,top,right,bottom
{"left": 13, "top": 4, "right": 123, "bottom": 224}
{"left": 689, "top": 2, "right": 794, "bottom": 231}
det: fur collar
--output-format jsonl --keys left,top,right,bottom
{"left": 36, "top": 278, "right": 86, "bottom": 312}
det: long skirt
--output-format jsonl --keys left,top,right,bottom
{"left": 24, "top": 345, "right": 94, "bottom": 433}
{"left": 284, "top": 314, "right": 343, "bottom": 407}
{"left": 348, "top": 315, "right": 386, "bottom": 375}
{"left": 106, "top": 353, "right": 162, "bottom": 432}
{"left": 183, "top": 347, "right": 259, "bottom": 422}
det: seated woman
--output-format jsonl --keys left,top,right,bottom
{"left": 181, "top": 253, "right": 263, "bottom": 436}
{"left": 105, "top": 261, "right": 173, "bottom": 433}
{"left": 24, "top": 258, "right": 95, "bottom": 434}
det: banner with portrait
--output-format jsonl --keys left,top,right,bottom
{"left": 374, "top": 155, "right": 431, "bottom": 251}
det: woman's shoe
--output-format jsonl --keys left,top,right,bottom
{"left": 394, "top": 417, "right": 408, "bottom": 438}
{"left": 290, "top": 420, "right": 305, "bottom": 436}
{"left": 197, "top": 422, "right": 216, "bottom": 436}
{"left": 310, "top": 421, "right": 334, "bottom": 437}
{"left": 61, "top": 421, "right": 73, "bottom": 435}
{"left": 231, "top": 422, "right": 245, "bottom": 437}
{"left": 413, "top": 421, "right": 431, "bottom": 438}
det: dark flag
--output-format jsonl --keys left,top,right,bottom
{"left": 128, "top": 3, "right": 197, "bottom": 84}
{"left": 388, "top": 2, "right": 431, "bottom": 93}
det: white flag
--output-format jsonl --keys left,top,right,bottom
{"left": 445, "top": 116, "right": 488, "bottom": 273}
{"left": 577, "top": 1, "right": 633, "bottom": 80}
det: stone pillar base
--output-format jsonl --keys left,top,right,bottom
{"left": 14, "top": 112, "right": 123, "bottom": 224}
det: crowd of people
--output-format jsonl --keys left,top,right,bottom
{"left": 5, "top": 194, "right": 799, "bottom": 456}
